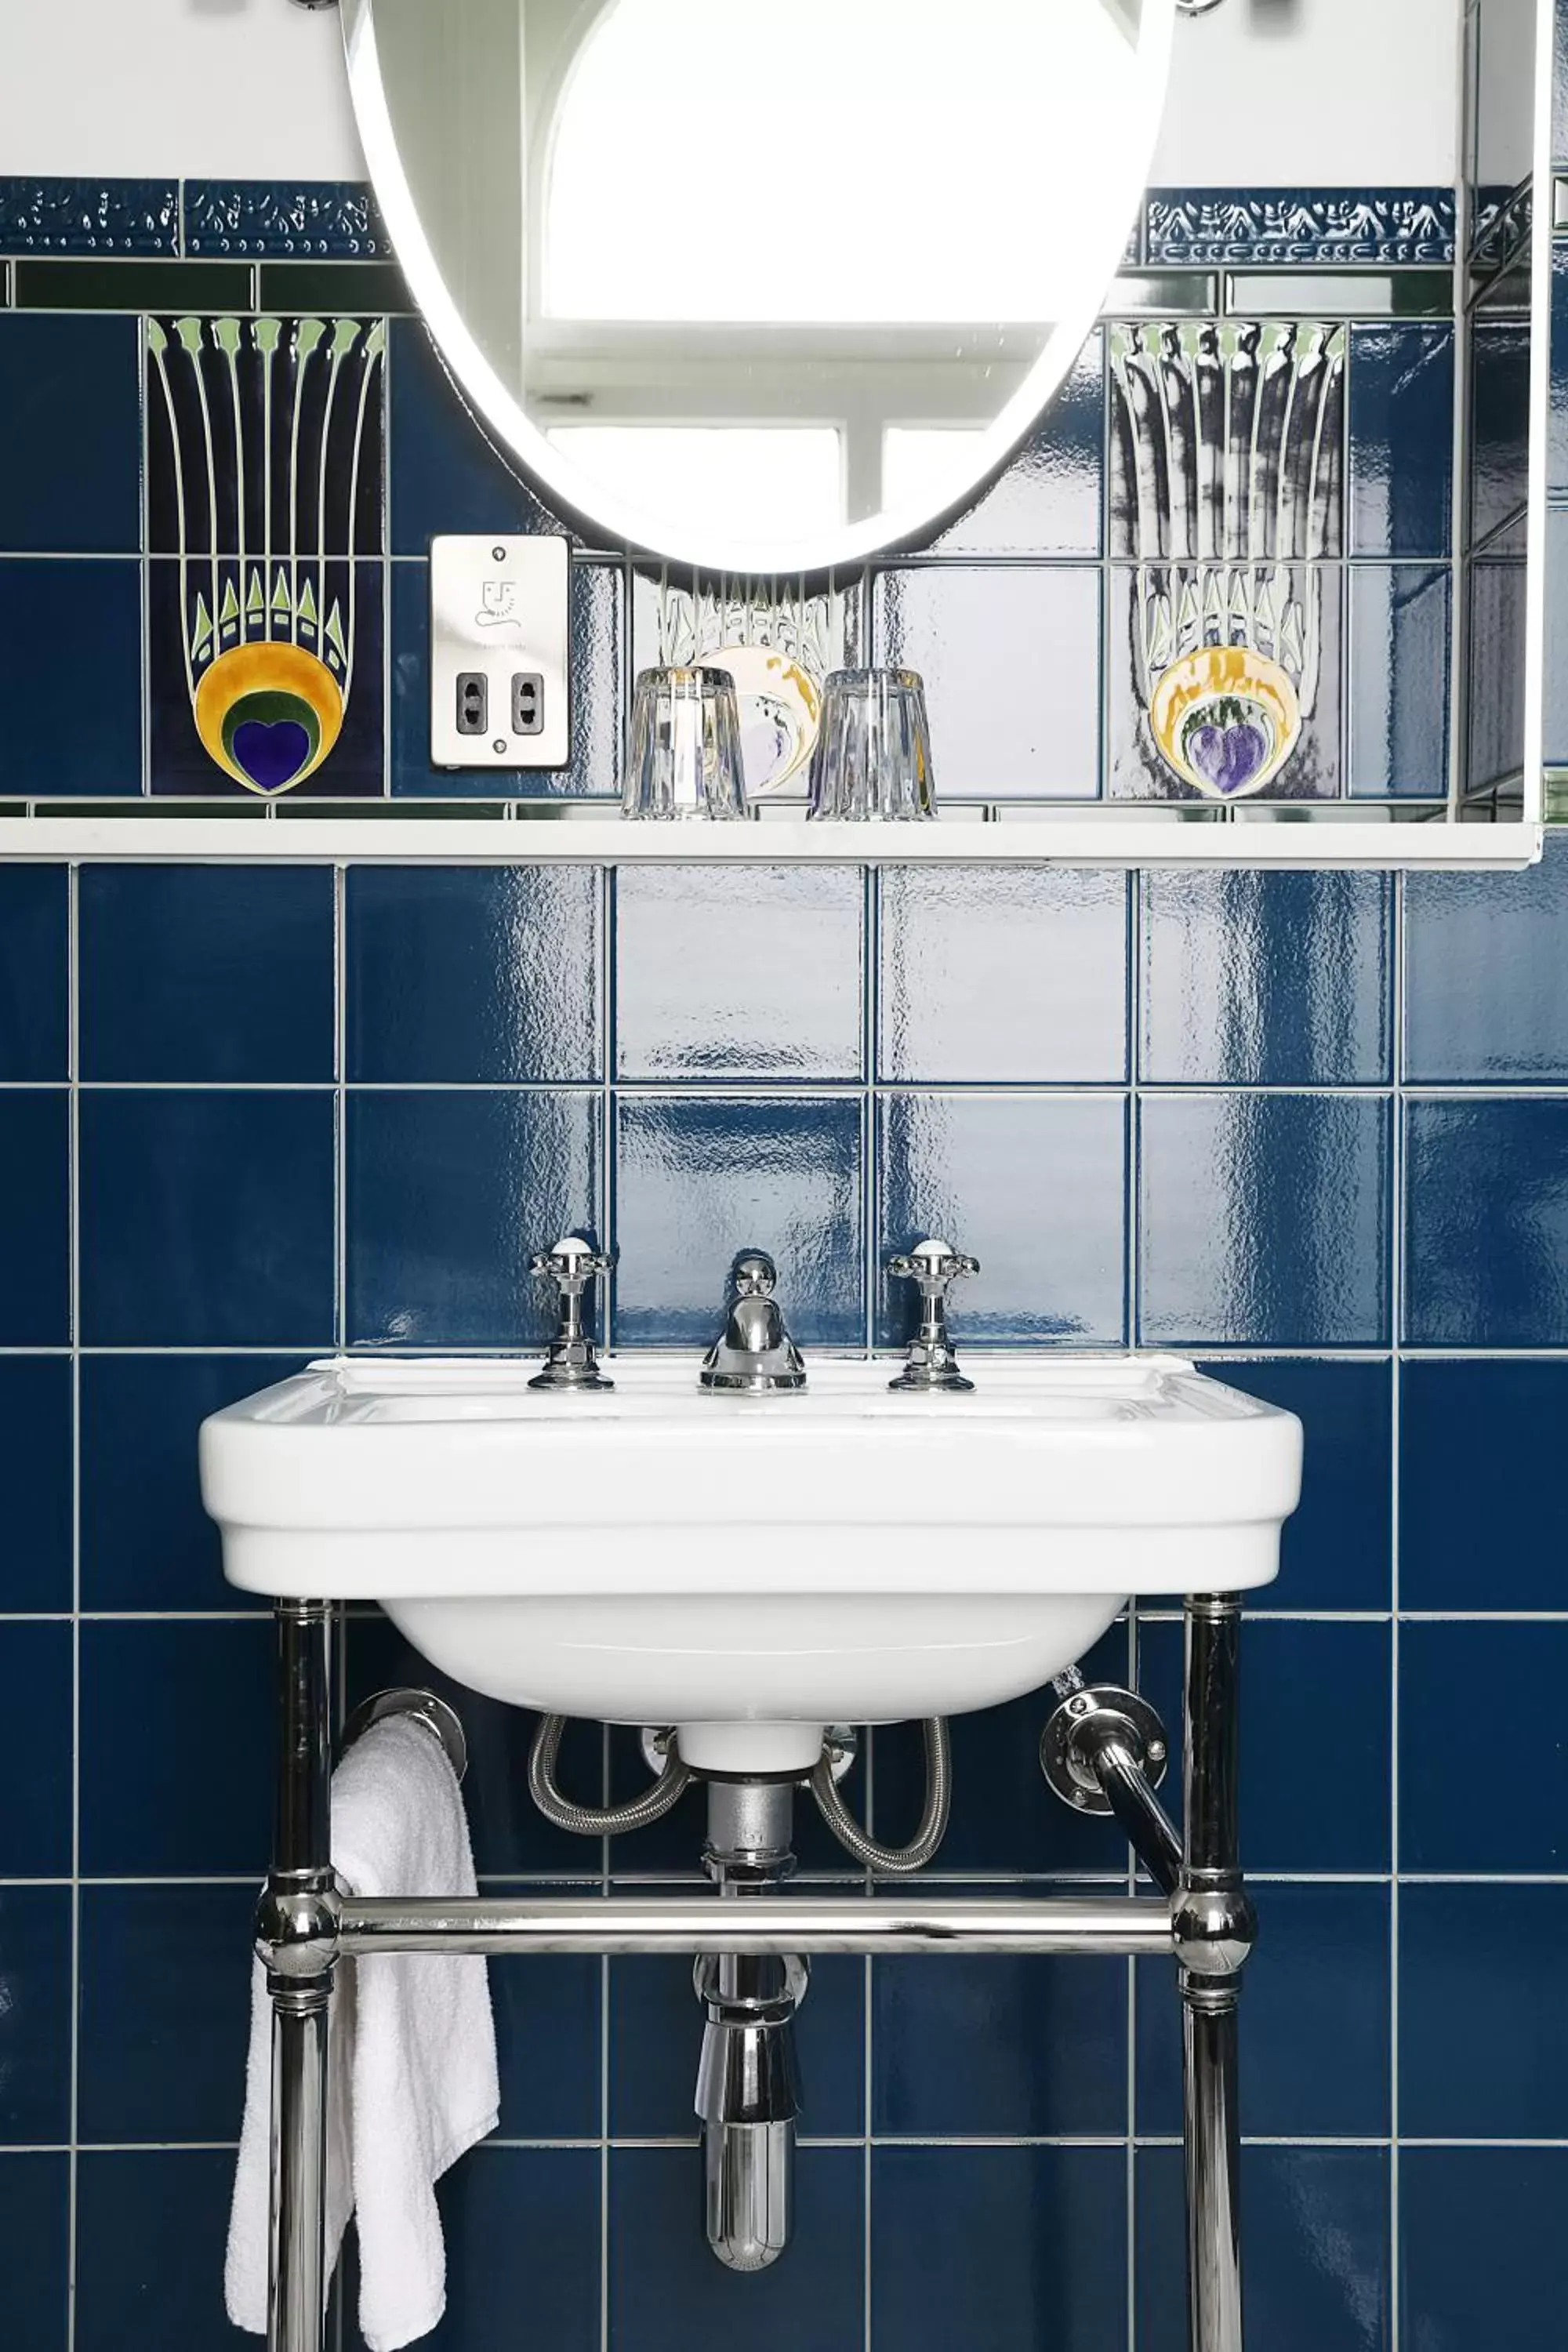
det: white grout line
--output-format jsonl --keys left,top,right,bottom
{"left": 64, "top": 862, "right": 81, "bottom": 2352}
{"left": 1388, "top": 862, "right": 1406, "bottom": 2349}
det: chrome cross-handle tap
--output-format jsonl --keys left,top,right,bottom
{"left": 529, "top": 1236, "right": 615, "bottom": 1392}
{"left": 887, "top": 1237, "right": 980, "bottom": 1393}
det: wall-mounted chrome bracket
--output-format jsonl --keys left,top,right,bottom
{"left": 343, "top": 1686, "right": 469, "bottom": 1783}
{"left": 1040, "top": 1682, "right": 1181, "bottom": 1892}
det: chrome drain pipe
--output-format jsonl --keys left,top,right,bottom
{"left": 695, "top": 1779, "right": 805, "bottom": 2271}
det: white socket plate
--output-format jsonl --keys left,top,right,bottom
{"left": 430, "top": 534, "right": 571, "bottom": 770}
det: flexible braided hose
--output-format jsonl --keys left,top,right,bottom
{"left": 808, "top": 1718, "right": 952, "bottom": 1874}
{"left": 528, "top": 1714, "right": 694, "bottom": 1835}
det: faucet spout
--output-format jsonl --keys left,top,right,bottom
{"left": 699, "top": 1251, "right": 807, "bottom": 1393}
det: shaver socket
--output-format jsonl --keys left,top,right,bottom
{"left": 430, "top": 535, "right": 570, "bottom": 769}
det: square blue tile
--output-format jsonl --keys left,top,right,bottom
{"left": 610, "top": 1948, "right": 864, "bottom": 2139}
{"left": 877, "top": 1091, "right": 1128, "bottom": 1345}
{"left": 0, "top": 866, "right": 67, "bottom": 1078}
{"left": 74, "top": 2149, "right": 252, "bottom": 2352}
{"left": 390, "top": 556, "right": 622, "bottom": 798}
{"left": 490, "top": 1952, "right": 601, "bottom": 2140}
{"left": 347, "top": 866, "right": 603, "bottom": 1082}
{"left": 1137, "top": 2146, "right": 1389, "bottom": 2352}
{"left": 1402, "top": 1621, "right": 1568, "bottom": 1871}
{"left": 1138, "top": 1617, "right": 1392, "bottom": 1873}
{"left": 79, "top": 1619, "right": 274, "bottom": 1876}
{"left": 0, "top": 560, "right": 142, "bottom": 794}
{"left": 0, "top": 1357, "right": 72, "bottom": 1612}
{"left": 1347, "top": 565, "right": 1451, "bottom": 797}
{"left": 1405, "top": 1097, "right": 1568, "bottom": 1345}
{"left": 1400, "top": 1883, "right": 1568, "bottom": 2137}
{"left": 387, "top": 320, "right": 576, "bottom": 554}
{"left": 870, "top": 564, "right": 1102, "bottom": 798}
{"left": 1135, "top": 1882, "right": 1390, "bottom": 2137}
{"left": 878, "top": 867, "right": 1129, "bottom": 1083}
{"left": 347, "top": 1090, "right": 601, "bottom": 1348}
{"left": 1348, "top": 323, "right": 1454, "bottom": 557}
{"left": 1406, "top": 839, "right": 1568, "bottom": 1081}
{"left": 1468, "top": 551, "right": 1528, "bottom": 786}
{"left": 388, "top": 2147, "right": 601, "bottom": 2352}
{"left": 79, "top": 865, "right": 336, "bottom": 1081}
{"left": 0, "top": 1092, "right": 68, "bottom": 1345}
{"left": 77, "top": 1883, "right": 254, "bottom": 2144}
{"left": 1196, "top": 1359, "right": 1392, "bottom": 1612}
{"left": 616, "top": 866, "right": 864, "bottom": 1082}
{"left": 874, "top": 1929, "right": 1125, "bottom": 2136}
{"left": 916, "top": 332, "right": 1105, "bottom": 557}
{"left": 1471, "top": 316, "right": 1530, "bottom": 549}
{"left": 0, "top": 1889, "right": 71, "bottom": 2143}
{"left": 81, "top": 1354, "right": 299, "bottom": 1612}
{"left": 611, "top": 2147, "right": 862, "bottom": 2352}
{"left": 80, "top": 1091, "right": 336, "bottom": 1347}
{"left": 872, "top": 2146, "right": 1123, "bottom": 2352}
{"left": 1142, "top": 872, "right": 1392, "bottom": 1085}
{"left": 614, "top": 1094, "right": 863, "bottom": 1347}
{"left": 1401, "top": 2149, "right": 1568, "bottom": 2352}
{"left": 0, "top": 2154, "right": 67, "bottom": 2352}
{"left": 0, "top": 314, "right": 141, "bottom": 552}
{"left": 1139, "top": 1094, "right": 1391, "bottom": 1347}
{"left": 0, "top": 1623, "right": 71, "bottom": 1877}
{"left": 1399, "top": 1357, "right": 1568, "bottom": 1608}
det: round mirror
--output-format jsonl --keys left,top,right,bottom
{"left": 347, "top": 0, "right": 1174, "bottom": 573}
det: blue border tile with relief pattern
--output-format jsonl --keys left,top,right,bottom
{"left": 1145, "top": 187, "right": 1456, "bottom": 267}
{"left": 183, "top": 179, "right": 387, "bottom": 257}
{"left": 0, "top": 177, "right": 177, "bottom": 255}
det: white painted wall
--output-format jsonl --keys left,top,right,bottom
{"left": 0, "top": 0, "right": 1461, "bottom": 189}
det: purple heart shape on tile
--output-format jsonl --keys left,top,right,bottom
{"left": 1188, "top": 718, "right": 1269, "bottom": 796}
{"left": 232, "top": 718, "right": 312, "bottom": 793}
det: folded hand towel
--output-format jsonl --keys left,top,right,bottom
{"left": 227, "top": 1713, "right": 499, "bottom": 2352}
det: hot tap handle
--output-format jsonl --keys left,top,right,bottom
{"left": 530, "top": 1236, "right": 615, "bottom": 1298}
{"left": 887, "top": 1237, "right": 980, "bottom": 1297}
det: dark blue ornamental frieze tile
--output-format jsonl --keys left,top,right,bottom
{"left": 1472, "top": 181, "right": 1534, "bottom": 272}
{"left": 1145, "top": 188, "right": 1457, "bottom": 267}
{"left": 0, "top": 177, "right": 178, "bottom": 255}
{"left": 184, "top": 180, "right": 387, "bottom": 258}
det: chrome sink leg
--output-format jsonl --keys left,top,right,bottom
{"left": 1175, "top": 1595, "right": 1254, "bottom": 2352}
{"left": 695, "top": 1778, "right": 806, "bottom": 2271}
{"left": 260, "top": 1600, "right": 337, "bottom": 2352}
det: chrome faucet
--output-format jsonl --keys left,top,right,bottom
{"left": 529, "top": 1236, "right": 615, "bottom": 1391}
{"left": 887, "top": 1236, "right": 979, "bottom": 1392}
{"left": 700, "top": 1252, "right": 808, "bottom": 1393}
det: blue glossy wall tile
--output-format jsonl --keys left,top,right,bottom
{"left": 1136, "top": 1882, "right": 1391, "bottom": 2138}
{"left": 78, "top": 1619, "right": 273, "bottom": 1876}
{"left": 0, "top": 1357, "right": 72, "bottom": 1612}
{"left": 0, "top": 1091, "right": 69, "bottom": 1345}
{"left": 873, "top": 1938, "right": 1126, "bottom": 2137}
{"left": 0, "top": 560, "right": 142, "bottom": 793}
{"left": 79, "top": 1091, "right": 336, "bottom": 1346}
{"left": 1348, "top": 323, "right": 1454, "bottom": 557}
{"left": 1400, "top": 1357, "right": 1568, "bottom": 1609}
{"left": 0, "top": 865, "right": 67, "bottom": 1078}
{"left": 1550, "top": 242, "right": 1568, "bottom": 494}
{"left": 0, "top": 314, "right": 141, "bottom": 551}
{"left": 611, "top": 2147, "right": 862, "bottom": 2352}
{"left": 877, "top": 1091, "right": 1128, "bottom": 1345}
{"left": 1199, "top": 1359, "right": 1392, "bottom": 1611}
{"left": 408, "top": 2149, "right": 601, "bottom": 2352}
{"left": 1400, "top": 1884, "right": 1568, "bottom": 2139}
{"left": 387, "top": 321, "right": 570, "bottom": 554}
{"left": 1405, "top": 1098, "right": 1568, "bottom": 1345}
{"left": 0, "top": 2154, "right": 67, "bottom": 2352}
{"left": 347, "top": 866, "right": 602, "bottom": 1082}
{"left": 347, "top": 1090, "right": 601, "bottom": 1348}
{"left": 1138, "top": 2146, "right": 1390, "bottom": 2352}
{"left": 870, "top": 564, "right": 1102, "bottom": 798}
{"left": 1139, "top": 1094, "right": 1391, "bottom": 1347}
{"left": 1347, "top": 565, "right": 1451, "bottom": 796}
{"left": 0, "top": 1889, "right": 71, "bottom": 2143}
{"left": 1470, "top": 318, "right": 1530, "bottom": 548}
{"left": 1406, "top": 841, "right": 1568, "bottom": 1081}
{"left": 74, "top": 2149, "right": 252, "bottom": 2352}
{"left": 76, "top": 1883, "right": 253, "bottom": 2143}
{"left": 1141, "top": 872, "right": 1392, "bottom": 1085}
{"left": 1401, "top": 2149, "right": 1568, "bottom": 2352}
{"left": 610, "top": 1952, "right": 865, "bottom": 2139}
{"left": 79, "top": 865, "right": 336, "bottom": 1081}
{"left": 491, "top": 1955, "right": 601, "bottom": 2140}
{"left": 614, "top": 1094, "right": 864, "bottom": 1347}
{"left": 879, "top": 867, "right": 1129, "bottom": 1083}
{"left": 1402, "top": 1621, "right": 1568, "bottom": 1871}
{"left": 616, "top": 866, "right": 864, "bottom": 1082}
{"left": 0, "top": 1623, "right": 72, "bottom": 1876}
{"left": 871, "top": 2147, "right": 1124, "bottom": 2352}
{"left": 917, "top": 332, "right": 1105, "bottom": 557}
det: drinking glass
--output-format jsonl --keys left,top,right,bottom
{"left": 622, "top": 666, "right": 749, "bottom": 820}
{"left": 806, "top": 668, "right": 936, "bottom": 820}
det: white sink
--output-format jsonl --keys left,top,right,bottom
{"left": 201, "top": 1353, "right": 1301, "bottom": 1773}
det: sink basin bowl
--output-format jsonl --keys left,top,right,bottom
{"left": 201, "top": 1353, "right": 1301, "bottom": 1773}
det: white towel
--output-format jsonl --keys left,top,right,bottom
{"left": 227, "top": 1714, "right": 500, "bottom": 2352}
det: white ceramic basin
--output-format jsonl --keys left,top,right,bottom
{"left": 201, "top": 1353, "right": 1301, "bottom": 1773}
